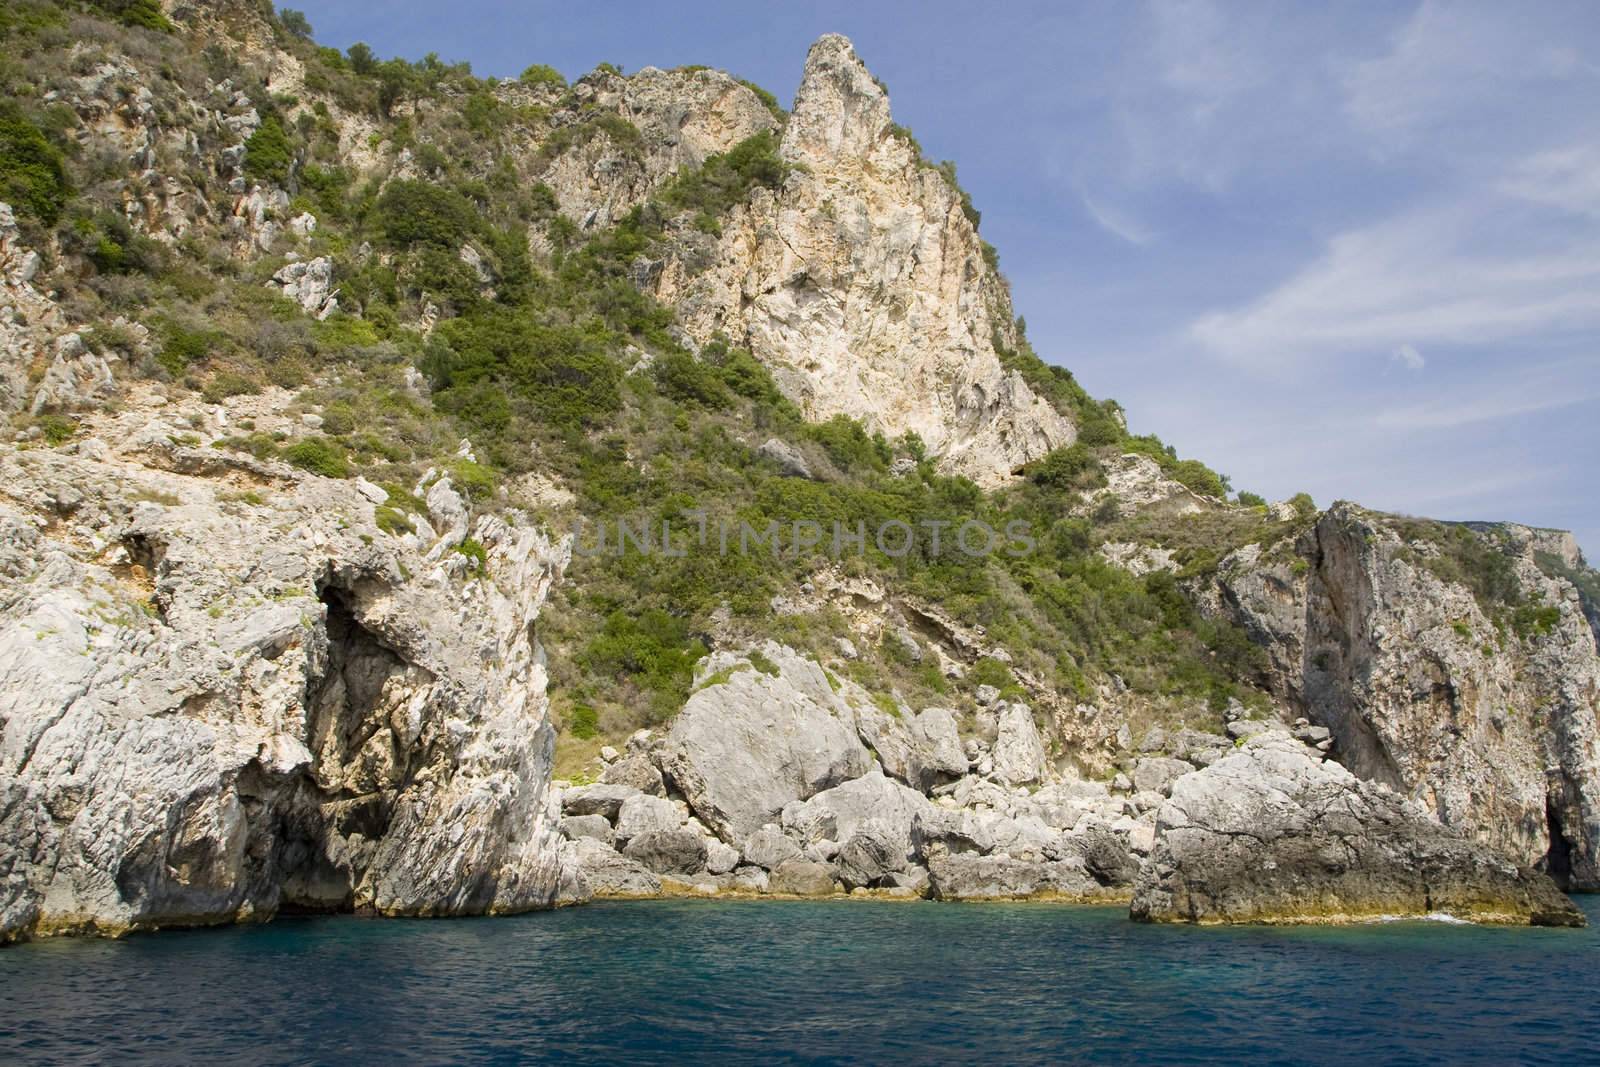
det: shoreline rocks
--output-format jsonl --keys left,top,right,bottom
{"left": 1131, "top": 731, "right": 1585, "bottom": 927}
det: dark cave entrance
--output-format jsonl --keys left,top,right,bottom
{"left": 1543, "top": 795, "right": 1574, "bottom": 890}
{"left": 267, "top": 583, "right": 423, "bottom": 912}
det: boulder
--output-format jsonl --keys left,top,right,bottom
{"left": 782, "top": 771, "right": 936, "bottom": 864}
{"left": 852, "top": 703, "right": 968, "bottom": 793}
{"left": 565, "top": 838, "right": 661, "bottom": 898}
{"left": 834, "top": 822, "right": 909, "bottom": 888}
{"left": 561, "top": 783, "right": 639, "bottom": 821}
{"left": 1060, "top": 823, "right": 1140, "bottom": 887}
{"left": 705, "top": 838, "right": 741, "bottom": 875}
{"left": 729, "top": 866, "right": 770, "bottom": 894}
{"left": 621, "top": 829, "right": 707, "bottom": 877}
{"left": 757, "top": 438, "right": 812, "bottom": 479}
{"left": 614, "top": 794, "right": 683, "bottom": 843}
{"left": 741, "top": 827, "right": 802, "bottom": 871}
{"left": 1130, "top": 734, "right": 1585, "bottom": 926}
{"left": 1131, "top": 757, "right": 1194, "bottom": 796}
{"left": 600, "top": 755, "right": 666, "bottom": 796}
{"left": 926, "top": 853, "right": 1110, "bottom": 901}
{"left": 659, "top": 644, "right": 872, "bottom": 843}
{"left": 768, "top": 858, "right": 839, "bottom": 897}
{"left": 990, "top": 702, "right": 1046, "bottom": 786}
{"left": 558, "top": 814, "right": 614, "bottom": 848}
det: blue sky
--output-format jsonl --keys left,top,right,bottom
{"left": 289, "top": 0, "right": 1600, "bottom": 555}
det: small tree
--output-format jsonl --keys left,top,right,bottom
{"left": 519, "top": 64, "right": 566, "bottom": 89}
{"left": 347, "top": 42, "right": 377, "bottom": 75}
{"left": 278, "top": 7, "right": 313, "bottom": 40}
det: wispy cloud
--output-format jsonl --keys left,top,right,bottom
{"left": 1370, "top": 381, "right": 1592, "bottom": 431}
{"left": 1390, "top": 344, "right": 1424, "bottom": 371}
{"left": 1186, "top": 194, "right": 1600, "bottom": 370}
{"left": 1078, "top": 190, "right": 1154, "bottom": 246}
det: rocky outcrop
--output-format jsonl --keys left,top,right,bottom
{"left": 1131, "top": 731, "right": 1584, "bottom": 926}
{"left": 652, "top": 36, "right": 1075, "bottom": 486}
{"left": 657, "top": 644, "right": 873, "bottom": 843}
{"left": 269, "top": 256, "right": 339, "bottom": 320}
{"left": 990, "top": 702, "right": 1047, "bottom": 786}
{"left": 1199, "top": 503, "right": 1600, "bottom": 890}
{"left": 532, "top": 65, "right": 779, "bottom": 233}
{"left": 927, "top": 853, "right": 1114, "bottom": 902}
{"left": 0, "top": 399, "right": 570, "bottom": 942}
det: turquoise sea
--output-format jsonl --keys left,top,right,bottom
{"left": 2, "top": 896, "right": 1596, "bottom": 1065}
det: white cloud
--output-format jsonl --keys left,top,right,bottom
{"left": 1342, "top": 1, "right": 1596, "bottom": 142}
{"left": 1389, "top": 344, "right": 1424, "bottom": 371}
{"left": 1500, "top": 144, "right": 1600, "bottom": 218}
{"left": 1078, "top": 190, "right": 1154, "bottom": 246}
{"left": 1370, "top": 383, "right": 1591, "bottom": 431}
{"left": 1187, "top": 194, "right": 1600, "bottom": 370}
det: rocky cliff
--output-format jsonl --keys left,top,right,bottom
{"left": 0, "top": 383, "right": 569, "bottom": 941}
{"left": 1197, "top": 504, "right": 1600, "bottom": 891}
{"left": 0, "top": 2, "right": 1595, "bottom": 937}
{"left": 650, "top": 35, "right": 1075, "bottom": 485}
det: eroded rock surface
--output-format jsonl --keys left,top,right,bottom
{"left": 1130, "top": 731, "right": 1584, "bottom": 926}
{"left": 0, "top": 402, "right": 569, "bottom": 942}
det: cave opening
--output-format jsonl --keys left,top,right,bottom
{"left": 268, "top": 583, "right": 419, "bottom": 913}
{"left": 1543, "top": 795, "right": 1574, "bottom": 890}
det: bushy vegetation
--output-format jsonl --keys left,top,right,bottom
{"left": 18, "top": 0, "right": 1286, "bottom": 751}
{"left": 0, "top": 103, "right": 69, "bottom": 225}
{"left": 243, "top": 116, "right": 294, "bottom": 184}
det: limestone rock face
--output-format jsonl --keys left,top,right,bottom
{"left": 991, "top": 703, "right": 1047, "bottom": 787}
{"left": 0, "top": 402, "right": 570, "bottom": 942}
{"left": 652, "top": 35, "right": 1075, "bottom": 486}
{"left": 269, "top": 256, "right": 338, "bottom": 320}
{"left": 532, "top": 65, "right": 779, "bottom": 233}
{"left": 1199, "top": 503, "right": 1600, "bottom": 889}
{"left": 927, "top": 853, "right": 1110, "bottom": 902}
{"left": 658, "top": 644, "right": 873, "bottom": 843}
{"left": 1130, "top": 732, "right": 1584, "bottom": 926}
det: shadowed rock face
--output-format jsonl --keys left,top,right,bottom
{"left": 0, "top": 425, "right": 570, "bottom": 942}
{"left": 1131, "top": 731, "right": 1584, "bottom": 927}
{"left": 1197, "top": 503, "right": 1600, "bottom": 891}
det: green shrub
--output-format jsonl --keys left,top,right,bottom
{"left": 1289, "top": 493, "right": 1317, "bottom": 518}
{"left": 374, "top": 505, "right": 414, "bottom": 535}
{"left": 567, "top": 704, "right": 599, "bottom": 739}
{"left": 1169, "top": 458, "right": 1228, "bottom": 500}
{"left": 519, "top": 63, "right": 565, "bottom": 89}
{"left": 1236, "top": 491, "right": 1267, "bottom": 508}
{"left": 90, "top": 0, "right": 170, "bottom": 31}
{"left": 737, "top": 78, "right": 785, "bottom": 121}
{"left": 581, "top": 609, "right": 707, "bottom": 721}
{"left": 155, "top": 321, "right": 218, "bottom": 375}
{"left": 746, "top": 648, "right": 779, "bottom": 676}
{"left": 347, "top": 42, "right": 377, "bottom": 74}
{"left": 807, "top": 415, "right": 890, "bottom": 474}
{"left": 1027, "top": 444, "right": 1105, "bottom": 492}
{"left": 451, "top": 458, "right": 498, "bottom": 500}
{"left": 0, "top": 104, "right": 69, "bottom": 225}
{"left": 201, "top": 371, "right": 260, "bottom": 403}
{"left": 283, "top": 436, "right": 349, "bottom": 477}
{"left": 373, "top": 180, "right": 478, "bottom": 248}
{"left": 653, "top": 349, "right": 732, "bottom": 409}
{"left": 454, "top": 536, "right": 488, "bottom": 575}
{"left": 243, "top": 116, "right": 294, "bottom": 185}
{"left": 657, "top": 130, "right": 789, "bottom": 219}
{"left": 1512, "top": 604, "right": 1560, "bottom": 639}
{"left": 278, "top": 7, "right": 313, "bottom": 40}
{"left": 36, "top": 414, "right": 77, "bottom": 445}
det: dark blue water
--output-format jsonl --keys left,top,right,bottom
{"left": 2, "top": 897, "right": 1596, "bottom": 1065}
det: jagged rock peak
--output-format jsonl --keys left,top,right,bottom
{"left": 786, "top": 34, "right": 892, "bottom": 165}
